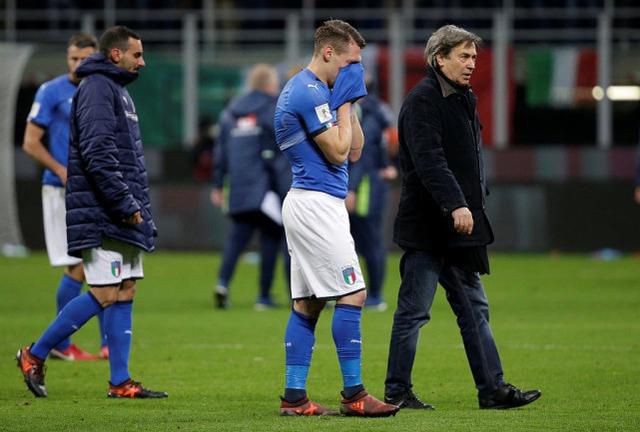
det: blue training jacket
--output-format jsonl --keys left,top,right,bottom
{"left": 66, "top": 53, "right": 157, "bottom": 256}
{"left": 214, "top": 90, "right": 290, "bottom": 215}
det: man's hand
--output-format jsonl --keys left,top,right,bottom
{"left": 635, "top": 186, "right": 640, "bottom": 205}
{"left": 451, "top": 207, "right": 473, "bottom": 235}
{"left": 210, "top": 188, "right": 223, "bottom": 207}
{"left": 345, "top": 191, "right": 357, "bottom": 213}
{"left": 123, "top": 211, "right": 143, "bottom": 225}
{"left": 55, "top": 166, "right": 68, "bottom": 186}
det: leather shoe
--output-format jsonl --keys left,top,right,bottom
{"left": 479, "top": 383, "right": 541, "bottom": 409}
{"left": 385, "top": 390, "right": 435, "bottom": 410}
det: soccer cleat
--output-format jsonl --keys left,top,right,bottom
{"left": 385, "top": 390, "right": 435, "bottom": 410}
{"left": 108, "top": 379, "right": 168, "bottom": 399}
{"left": 214, "top": 285, "right": 229, "bottom": 309}
{"left": 99, "top": 345, "right": 109, "bottom": 360}
{"left": 340, "top": 390, "right": 400, "bottom": 417}
{"left": 49, "top": 343, "right": 100, "bottom": 361}
{"left": 16, "top": 345, "right": 48, "bottom": 398}
{"left": 280, "top": 396, "right": 338, "bottom": 416}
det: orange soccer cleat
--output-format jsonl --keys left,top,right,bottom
{"left": 340, "top": 390, "right": 400, "bottom": 417}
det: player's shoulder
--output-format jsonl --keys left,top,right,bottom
{"left": 37, "top": 74, "right": 70, "bottom": 97}
{"left": 284, "top": 70, "right": 329, "bottom": 110}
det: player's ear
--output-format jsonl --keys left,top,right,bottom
{"left": 322, "top": 45, "right": 333, "bottom": 63}
{"left": 109, "top": 47, "right": 122, "bottom": 63}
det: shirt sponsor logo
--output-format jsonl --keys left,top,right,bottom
{"left": 315, "top": 103, "right": 332, "bottom": 123}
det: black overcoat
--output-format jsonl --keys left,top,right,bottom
{"left": 393, "top": 66, "right": 494, "bottom": 252}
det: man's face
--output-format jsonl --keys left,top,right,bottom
{"left": 114, "top": 37, "right": 145, "bottom": 73}
{"left": 67, "top": 45, "right": 95, "bottom": 80}
{"left": 437, "top": 41, "right": 477, "bottom": 86}
{"left": 327, "top": 40, "right": 362, "bottom": 86}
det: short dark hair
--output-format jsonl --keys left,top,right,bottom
{"left": 313, "top": 19, "right": 365, "bottom": 55}
{"left": 99, "top": 25, "right": 141, "bottom": 56}
{"left": 68, "top": 32, "right": 97, "bottom": 49}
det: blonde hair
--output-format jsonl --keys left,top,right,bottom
{"left": 247, "top": 63, "right": 278, "bottom": 92}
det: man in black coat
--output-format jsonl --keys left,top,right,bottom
{"left": 383, "top": 24, "right": 541, "bottom": 410}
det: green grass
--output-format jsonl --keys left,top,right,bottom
{"left": 1, "top": 252, "right": 639, "bottom": 431}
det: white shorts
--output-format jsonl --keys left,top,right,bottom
{"left": 42, "top": 185, "right": 82, "bottom": 267}
{"left": 282, "top": 189, "right": 365, "bottom": 300}
{"left": 81, "top": 238, "right": 144, "bottom": 286}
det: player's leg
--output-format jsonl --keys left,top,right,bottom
{"left": 281, "top": 297, "right": 337, "bottom": 415}
{"left": 255, "top": 216, "right": 282, "bottom": 308}
{"left": 103, "top": 242, "right": 167, "bottom": 399}
{"left": 17, "top": 285, "right": 114, "bottom": 398}
{"left": 335, "top": 288, "right": 399, "bottom": 417}
{"left": 362, "top": 212, "right": 387, "bottom": 308}
{"left": 42, "top": 185, "right": 98, "bottom": 360}
{"left": 215, "top": 216, "right": 255, "bottom": 308}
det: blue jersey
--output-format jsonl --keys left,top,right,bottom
{"left": 274, "top": 68, "right": 349, "bottom": 199}
{"left": 27, "top": 74, "right": 77, "bottom": 187}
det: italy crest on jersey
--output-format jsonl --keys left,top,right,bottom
{"left": 342, "top": 266, "right": 357, "bottom": 285}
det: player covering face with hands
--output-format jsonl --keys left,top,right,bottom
{"left": 274, "top": 19, "right": 399, "bottom": 417}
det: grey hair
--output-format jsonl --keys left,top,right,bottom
{"left": 424, "top": 24, "right": 482, "bottom": 68}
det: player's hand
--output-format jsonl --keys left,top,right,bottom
{"left": 634, "top": 186, "right": 640, "bottom": 205}
{"left": 345, "top": 191, "right": 356, "bottom": 213}
{"left": 210, "top": 188, "right": 223, "bottom": 207}
{"left": 451, "top": 207, "right": 473, "bottom": 235}
{"left": 56, "top": 167, "right": 68, "bottom": 186}
{"left": 123, "top": 211, "right": 143, "bottom": 225}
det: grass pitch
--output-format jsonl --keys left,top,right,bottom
{"left": 1, "top": 252, "right": 639, "bottom": 431}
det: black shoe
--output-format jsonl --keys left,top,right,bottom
{"left": 214, "top": 285, "right": 229, "bottom": 309}
{"left": 385, "top": 390, "right": 435, "bottom": 410}
{"left": 479, "top": 383, "right": 541, "bottom": 409}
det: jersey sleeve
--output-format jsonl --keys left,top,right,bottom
{"left": 295, "top": 87, "right": 336, "bottom": 137}
{"left": 27, "top": 83, "right": 55, "bottom": 128}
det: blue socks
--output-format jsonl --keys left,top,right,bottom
{"left": 284, "top": 310, "right": 317, "bottom": 402}
{"left": 31, "top": 292, "right": 103, "bottom": 360}
{"left": 97, "top": 309, "right": 107, "bottom": 349}
{"left": 54, "top": 274, "right": 83, "bottom": 351}
{"left": 332, "top": 304, "right": 364, "bottom": 398}
{"left": 104, "top": 300, "right": 133, "bottom": 386}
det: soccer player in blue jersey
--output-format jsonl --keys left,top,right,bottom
{"left": 274, "top": 19, "right": 399, "bottom": 417}
{"left": 22, "top": 32, "right": 107, "bottom": 361}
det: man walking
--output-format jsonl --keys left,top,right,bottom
{"left": 384, "top": 24, "right": 541, "bottom": 410}
{"left": 17, "top": 25, "right": 167, "bottom": 399}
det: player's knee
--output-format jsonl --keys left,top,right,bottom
{"left": 337, "top": 289, "right": 367, "bottom": 307}
{"left": 66, "top": 263, "right": 85, "bottom": 282}
{"left": 90, "top": 286, "right": 120, "bottom": 307}
{"left": 118, "top": 280, "right": 137, "bottom": 301}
